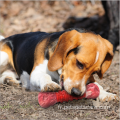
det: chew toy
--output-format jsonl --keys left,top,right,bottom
{"left": 38, "top": 83, "right": 100, "bottom": 108}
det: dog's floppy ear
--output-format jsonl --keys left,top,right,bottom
{"left": 97, "top": 37, "right": 114, "bottom": 79}
{"left": 48, "top": 30, "right": 81, "bottom": 71}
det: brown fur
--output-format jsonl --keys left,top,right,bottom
{"left": 0, "top": 42, "right": 15, "bottom": 71}
{"left": 31, "top": 39, "right": 47, "bottom": 75}
{"left": 47, "top": 30, "right": 113, "bottom": 94}
{"left": 0, "top": 30, "right": 113, "bottom": 94}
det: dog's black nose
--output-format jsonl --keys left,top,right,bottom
{"left": 71, "top": 87, "right": 82, "bottom": 96}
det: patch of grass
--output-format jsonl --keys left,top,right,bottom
{"left": 0, "top": 103, "right": 11, "bottom": 109}
{"left": 19, "top": 102, "right": 31, "bottom": 108}
{"left": 85, "top": 112, "right": 90, "bottom": 117}
{"left": 0, "top": 102, "right": 35, "bottom": 110}
{"left": 106, "top": 116, "right": 109, "bottom": 119}
{"left": 0, "top": 29, "right": 4, "bottom": 34}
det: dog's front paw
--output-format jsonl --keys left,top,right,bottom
{"left": 98, "top": 91, "right": 119, "bottom": 102}
{"left": 94, "top": 82, "right": 119, "bottom": 102}
{"left": 41, "top": 81, "right": 61, "bottom": 92}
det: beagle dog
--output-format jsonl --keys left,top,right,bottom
{"left": 0, "top": 28, "right": 118, "bottom": 102}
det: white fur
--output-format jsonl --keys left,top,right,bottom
{"left": 94, "top": 82, "right": 118, "bottom": 102}
{"left": 94, "top": 51, "right": 99, "bottom": 64}
{"left": 64, "top": 76, "right": 86, "bottom": 95}
{"left": 58, "top": 68, "right": 62, "bottom": 75}
{"left": 64, "top": 78, "right": 72, "bottom": 94}
{"left": 30, "top": 60, "right": 60, "bottom": 91}
{"left": 20, "top": 71, "right": 30, "bottom": 89}
{"left": 0, "top": 70, "right": 20, "bottom": 84}
{"left": 80, "top": 76, "right": 86, "bottom": 95}
{"left": 0, "top": 51, "right": 9, "bottom": 66}
{"left": 46, "top": 65, "right": 59, "bottom": 81}
{"left": 0, "top": 35, "right": 4, "bottom": 41}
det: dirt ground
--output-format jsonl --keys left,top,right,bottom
{"left": 0, "top": 1, "right": 119, "bottom": 120}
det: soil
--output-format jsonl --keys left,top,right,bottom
{"left": 0, "top": 1, "right": 119, "bottom": 120}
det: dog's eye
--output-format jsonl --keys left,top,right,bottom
{"left": 92, "top": 71, "right": 97, "bottom": 75}
{"left": 76, "top": 60, "right": 84, "bottom": 69}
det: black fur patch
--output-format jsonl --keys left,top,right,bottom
{"left": 44, "top": 49, "right": 49, "bottom": 60}
{"left": 66, "top": 28, "right": 87, "bottom": 33}
{"left": 3, "top": 28, "right": 95, "bottom": 76}
{"left": 74, "top": 47, "right": 81, "bottom": 55}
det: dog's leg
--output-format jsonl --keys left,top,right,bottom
{"left": 94, "top": 82, "right": 118, "bottom": 102}
{"left": 30, "top": 60, "right": 61, "bottom": 92}
{"left": 0, "top": 42, "right": 20, "bottom": 87}
{"left": 30, "top": 39, "right": 61, "bottom": 92}
{"left": 20, "top": 71, "right": 30, "bottom": 90}
{"left": 0, "top": 51, "right": 9, "bottom": 66}
{"left": 0, "top": 70, "right": 20, "bottom": 87}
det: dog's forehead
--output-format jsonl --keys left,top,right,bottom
{"left": 75, "top": 41, "right": 98, "bottom": 66}
{"left": 77, "top": 47, "right": 96, "bottom": 60}
{"left": 76, "top": 35, "right": 98, "bottom": 53}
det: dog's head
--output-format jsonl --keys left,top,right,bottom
{"left": 48, "top": 30, "right": 113, "bottom": 96}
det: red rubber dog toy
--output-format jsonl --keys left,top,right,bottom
{"left": 38, "top": 83, "right": 100, "bottom": 108}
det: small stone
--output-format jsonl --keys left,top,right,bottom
{"left": 74, "top": 117, "right": 78, "bottom": 120}
{"left": 92, "top": 98, "right": 100, "bottom": 107}
{"left": 116, "top": 78, "right": 119, "bottom": 84}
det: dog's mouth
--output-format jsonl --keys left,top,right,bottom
{"left": 59, "top": 74, "right": 94, "bottom": 96}
{"left": 60, "top": 77, "right": 91, "bottom": 91}
{"left": 60, "top": 75, "right": 64, "bottom": 90}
